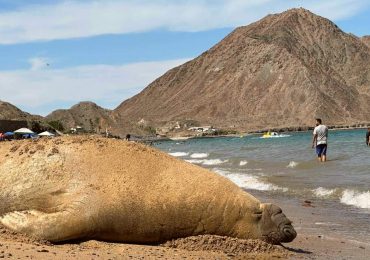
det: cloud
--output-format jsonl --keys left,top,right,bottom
{"left": 0, "top": 0, "right": 368, "bottom": 44}
{"left": 28, "top": 57, "right": 50, "bottom": 71}
{"left": 0, "top": 58, "right": 190, "bottom": 115}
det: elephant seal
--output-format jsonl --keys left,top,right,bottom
{"left": 0, "top": 136, "right": 296, "bottom": 244}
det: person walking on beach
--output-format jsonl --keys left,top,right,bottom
{"left": 312, "top": 118, "right": 328, "bottom": 162}
{"left": 366, "top": 127, "right": 370, "bottom": 146}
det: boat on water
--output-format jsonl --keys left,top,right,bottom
{"left": 262, "top": 131, "right": 279, "bottom": 138}
{"left": 261, "top": 131, "right": 290, "bottom": 138}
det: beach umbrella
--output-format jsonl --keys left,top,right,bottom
{"left": 4, "top": 132, "right": 14, "bottom": 136}
{"left": 14, "top": 128, "right": 34, "bottom": 134}
{"left": 38, "top": 131, "right": 55, "bottom": 137}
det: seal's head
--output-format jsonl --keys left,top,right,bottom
{"left": 258, "top": 203, "right": 297, "bottom": 244}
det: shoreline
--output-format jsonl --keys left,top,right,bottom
{"left": 147, "top": 126, "right": 369, "bottom": 143}
{"left": 250, "top": 189, "right": 369, "bottom": 259}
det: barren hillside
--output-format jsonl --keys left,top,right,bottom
{"left": 46, "top": 102, "right": 114, "bottom": 133}
{"left": 0, "top": 100, "right": 41, "bottom": 121}
{"left": 113, "top": 8, "right": 370, "bottom": 132}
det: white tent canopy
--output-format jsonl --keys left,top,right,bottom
{"left": 38, "top": 131, "right": 55, "bottom": 137}
{"left": 14, "top": 128, "right": 34, "bottom": 134}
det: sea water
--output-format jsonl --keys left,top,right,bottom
{"left": 154, "top": 129, "right": 370, "bottom": 243}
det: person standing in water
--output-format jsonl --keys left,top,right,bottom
{"left": 312, "top": 118, "right": 328, "bottom": 162}
{"left": 366, "top": 127, "right": 370, "bottom": 146}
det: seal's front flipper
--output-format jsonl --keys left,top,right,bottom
{"left": 0, "top": 209, "right": 95, "bottom": 242}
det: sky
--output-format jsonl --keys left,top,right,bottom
{"left": 0, "top": 0, "right": 369, "bottom": 116}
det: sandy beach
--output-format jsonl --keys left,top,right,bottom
{"left": 0, "top": 136, "right": 369, "bottom": 259}
{"left": 0, "top": 204, "right": 368, "bottom": 259}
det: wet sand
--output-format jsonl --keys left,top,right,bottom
{"left": 254, "top": 191, "right": 369, "bottom": 259}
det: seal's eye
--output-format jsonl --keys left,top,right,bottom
{"left": 253, "top": 211, "right": 263, "bottom": 220}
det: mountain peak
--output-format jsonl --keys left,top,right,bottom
{"left": 274, "top": 7, "right": 328, "bottom": 21}
{"left": 47, "top": 101, "right": 113, "bottom": 133}
{"left": 284, "top": 7, "right": 315, "bottom": 15}
{"left": 244, "top": 7, "right": 342, "bottom": 36}
{"left": 72, "top": 101, "right": 100, "bottom": 109}
{"left": 114, "top": 8, "right": 370, "bottom": 132}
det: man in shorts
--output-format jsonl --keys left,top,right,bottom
{"left": 312, "top": 118, "right": 328, "bottom": 162}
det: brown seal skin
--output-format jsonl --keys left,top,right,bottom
{"left": 0, "top": 136, "right": 296, "bottom": 244}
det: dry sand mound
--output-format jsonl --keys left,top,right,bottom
{"left": 162, "top": 235, "right": 287, "bottom": 255}
{"left": 0, "top": 224, "right": 50, "bottom": 246}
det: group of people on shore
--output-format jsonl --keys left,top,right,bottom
{"left": 312, "top": 118, "right": 370, "bottom": 162}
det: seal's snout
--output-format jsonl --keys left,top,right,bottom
{"left": 260, "top": 203, "right": 297, "bottom": 244}
{"left": 280, "top": 224, "right": 297, "bottom": 242}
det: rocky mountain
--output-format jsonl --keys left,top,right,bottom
{"left": 362, "top": 36, "right": 370, "bottom": 48}
{"left": 113, "top": 8, "right": 370, "bottom": 132}
{"left": 0, "top": 100, "right": 41, "bottom": 121}
{"left": 2, "top": 8, "right": 370, "bottom": 135}
{"left": 46, "top": 102, "right": 114, "bottom": 133}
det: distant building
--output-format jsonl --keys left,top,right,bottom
{"left": 0, "top": 120, "right": 28, "bottom": 133}
{"left": 188, "top": 126, "right": 216, "bottom": 132}
{"left": 70, "top": 125, "right": 84, "bottom": 134}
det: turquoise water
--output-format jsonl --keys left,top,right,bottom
{"left": 155, "top": 129, "right": 370, "bottom": 212}
{"left": 155, "top": 129, "right": 370, "bottom": 243}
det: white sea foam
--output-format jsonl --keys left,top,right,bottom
{"left": 185, "top": 158, "right": 228, "bottom": 165}
{"left": 190, "top": 153, "right": 209, "bottom": 159}
{"left": 239, "top": 160, "right": 248, "bottom": 166}
{"left": 185, "top": 159, "right": 204, "bottom": 164}
{"left": 287, "top": 161, "right": 299, "bottom": 168}
{"left": 314, "top": 222, "right": 341, "bottom": 226}
{"left": 213, "top": 169, "right": 287, "bottom": 192}
{"left": 313, "top": 187, "right": 336, "bottom": 198}
{"left": 168, "top": 152, "right": 189, "bottom": 157}
{"left": 340, "top": 190, "right": 370, "bottom": 209}
{"left": 260, "top": 134, "right": 291, "bottom": 139}
{"left": 202, "top": 159, "right": 228, "bottom": 165}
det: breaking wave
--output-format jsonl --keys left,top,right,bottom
{"left": 185, "top": 159, "right": 228, "bottom": 165}
{"left": 213, "top": 169, "right": 287, "bottom": 192}
{"left": 202, "top": 159, "right": 228, "bottom": 165}
{"left": 185, "top": 159, "right": 204, "bottom": 164}
{"left": 239, "top": 160, "right": 248, "bottom": 166}
{"left": 340, "top": 190, "right": 370, "bottom": 209}
{"left": 313, "top": 187, "right": 336, "bottom": 198}
{"left": 168, "top": 152, "right": 189, "bottom": 157}
{"left": 190, "top": 153, "right": 209, "bottom": 159}
{"left": 287, "top": 161, "right": 299, "bottom": 168}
